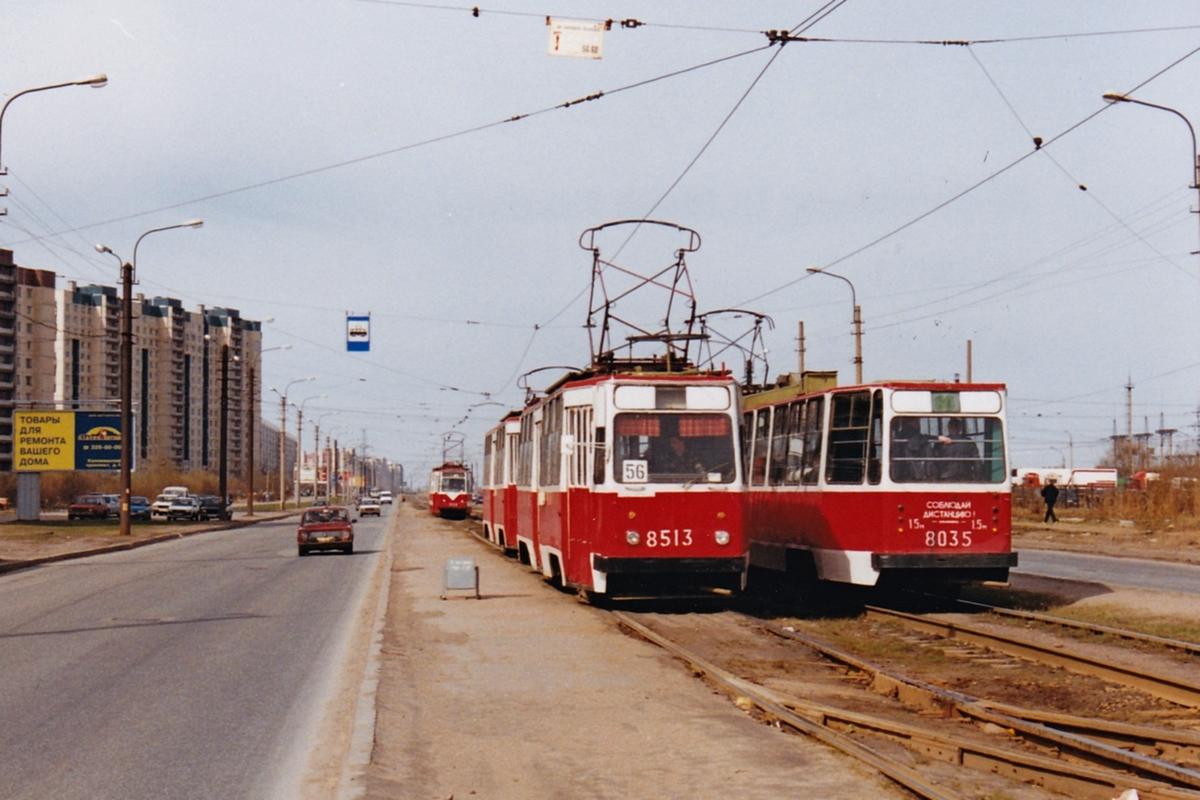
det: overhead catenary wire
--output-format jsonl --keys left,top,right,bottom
{"left": 737, "top": 41, "right": 1200, "bottom": 309}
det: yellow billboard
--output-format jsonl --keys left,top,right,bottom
{"left": 14, "top": 411, "right": 124, "bottom": 471}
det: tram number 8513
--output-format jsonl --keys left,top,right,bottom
{"left": 925, "top": 530, "right": 972, "bottom": 548}
{"left": 647, "top": 529, "right": 693, "bottom": 548}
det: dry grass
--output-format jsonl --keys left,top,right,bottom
{"left": 0, "top": 462, "right": 284, "bottom": 509}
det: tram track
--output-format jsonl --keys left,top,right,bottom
{"left": 612, "top": 608, "right": 1200, "bottom": 800}
{"left": 863, "top": 605, "right": 1200, "bottom": 710}
{"left": 950, "top": 597, "right": 1200, "bottom": 658}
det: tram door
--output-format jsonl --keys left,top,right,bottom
{"left": 563, "top": 404, "right": 594, "bottom": 583}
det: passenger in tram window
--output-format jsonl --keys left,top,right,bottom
{"left": 936, "top": 418, "right": 980, "bottom": 481}
{"left": 891, "top": 417, "right": 934, "bottom": 481}
{"left": 656, "top": 435, "right": 700, "bottom": 476}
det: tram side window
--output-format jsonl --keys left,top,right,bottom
{"left": 800, "top": 396, "right": 823, "bottom": 484}
{"left": 593, "top": 426, "right": 606, "bottom": 484}
{"left": 751, "top": 408, "right": 770, "bottom": 486}
{"left": 517, "top": 416, "right": 533, "bottom": 488}
{"left": 889, "top": 416, "right": 1005, "bottom": 483}
{"left": 782, "top": 401, "right": 805, "bottom": 486}
{"left": 769, "top": 403, "right": 791, "bottom": 486}
{"left": 741, "top": 413, "right": 752, "bottom": 482}
{"left": 867, "top": 390, "right": 883, "bottom": 485}
{"left": 538, "top": 398, "right": 563, "bottom": 489}
{"left": 483, "top": 434, "right": 493, "bottom": 488}
{"left": 825, "top": 391, "right": 871, "bottom": 484}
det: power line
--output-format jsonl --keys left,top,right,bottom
{"left": 737, "top": 41, "right": 1200, "bottom": 309}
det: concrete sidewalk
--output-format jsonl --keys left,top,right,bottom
{"left": 359, "top": 503, "right": 901, "bottom": 800}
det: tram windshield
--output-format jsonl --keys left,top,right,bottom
{"left": 613, "top": 413, "right": 736, "bottom": 484}
{"left": 889, "top": 416, "right": 1004, "bottom": 483}
{"left": 441, "top": 476, "right": 467, "bottom": 492}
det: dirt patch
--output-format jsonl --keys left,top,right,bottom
{"left": 1014, "top": 518, "right": 1200, "bottom": 565}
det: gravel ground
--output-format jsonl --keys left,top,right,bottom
{"left": 362, "top": 504, "right": 908, "bottom": 800}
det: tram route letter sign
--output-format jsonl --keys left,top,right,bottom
{"left": 14, "top": 410, "right": 124, "bottom": 471}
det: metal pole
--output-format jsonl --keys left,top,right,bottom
{"left": 797, "top": 320, "right": 805, "bottom": 375}
{"left": 967, "top": 339, "right": 973, "bottom": 383}
{"left": 279, "top": 394, "right": 286, "bottom": 511}
{"left": 852, "top": 305, "right": 863, "bottom": 385}
{"left": 295, "top": 407, "right": 303, "bottom": 510}
{"left": 247, "top": 365, "right": 255, "bottom": 517}
{"left": 119, "top": 260, "right": 133, "bottom": 536}
{"left": 219, "top": 345, "right": 229, "bottom": 520}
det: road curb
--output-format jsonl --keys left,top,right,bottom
{"left": 0, "top": 510, "right": 304, "bottom": 576}
{"left": 337, "top": 506, "right": 397, "bottom": 799}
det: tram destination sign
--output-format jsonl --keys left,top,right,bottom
{"left": 14, "top": 411, "right": 125, "bottom": 472}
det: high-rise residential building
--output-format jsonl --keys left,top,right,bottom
{"left": 7, "top": 250, "right": 267, "bottom": 476}
{"left": 0, "top": 250, "right": 15, "bottom": 471}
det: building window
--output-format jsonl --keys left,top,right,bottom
{"left": 25, "top": 376, "right": 30, "bottom": 386}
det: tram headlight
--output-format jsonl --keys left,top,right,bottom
{"left": 714, "top": 530, "right": 731, "bottom": 546}
{"left": 625, "top": 530, "right": 640, "bottom": 546}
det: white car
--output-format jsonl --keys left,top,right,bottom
{"left": 379, "top": 492, "right": 393, "bottom": 505}
{"left": 150, "top": 494, "right": 176, "bottom": 518}
{"left": 357, "top": 497, "right": 382, "bottom": 516}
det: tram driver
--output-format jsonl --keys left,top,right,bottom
{"left": 936, "top": 418, "right": 981, "bottom": 481}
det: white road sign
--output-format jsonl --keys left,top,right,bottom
{"left": 547, "top": 18, "right": 604, "bottom": 60}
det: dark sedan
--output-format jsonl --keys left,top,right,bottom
{"left": 130, "top": 496, "right": 152, "bottom": 521}
{"left": 68, "top": 496, "right": 111, "bottom": 521}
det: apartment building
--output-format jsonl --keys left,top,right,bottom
{"left": 7, "top": 250, "right": 266, "bottom": 476}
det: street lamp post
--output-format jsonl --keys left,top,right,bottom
{"left": 1102, "top": 93, "right": 1200, "bottom": 261}
{"left": 293, "top": 394, "right": 327, "bottom": 509}
{"left": 806, "top": 267, "right": 863, "bottom": 384}
{"left": 271, "top": 376, "right": 314, "bottom": 511}
{"left": 96, "top": 218, "right": 202, "bottom": 537}
{"left": 246, "top": 342, "right": 290, "bottom": 517}
{"left": 0, "top": 74, "right": 108, "bottom": 181}
{"left": 313, "top": 411, "right": 338, "bottom": 501}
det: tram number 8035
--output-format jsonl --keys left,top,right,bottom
{"left": 925, "top": 530, "right": 973, "bottom": 548}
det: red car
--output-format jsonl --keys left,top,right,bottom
{"left": 296, "top": 505, "right": 355, "bottom": 556}
{"left": 68, "top": 496, "right": 111, "bottom": 520}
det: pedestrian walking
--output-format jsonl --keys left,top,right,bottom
{"left": 1041, "top": 481, "right": 1059, "bottom": 523}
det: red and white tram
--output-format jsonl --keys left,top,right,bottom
{"left": 482, "top": 369, "right": 746, "bottom": 597}
{"left": 743, "top": 375, "right": 1016, "bottom": 589}
{"left": 482, "top": 411, "right": 521, "bottom": 555}
{"left": 428, "top": 462, "right": 473, "bottom": 519}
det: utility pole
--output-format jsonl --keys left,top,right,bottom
{"left": 797, "top": 321, "right": 805, "bottom": 375}
{"left": 966, "top": 339, "right": 973, "bottom": 383}
{"left": 218, "top": 345, "right": 230, "bottom": 521}
{"left": 247, "top": 366, "right": 255, "bottom": 516}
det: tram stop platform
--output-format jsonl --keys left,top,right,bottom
{"left": 356, "top": 503, "right": 904, "bottom": 799}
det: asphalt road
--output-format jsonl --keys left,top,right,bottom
{"left": 0, "top": 508, "right": 390, "bottom": 800}
{"left": 1015, "top": 548, "right": 1200, "bottom": 595}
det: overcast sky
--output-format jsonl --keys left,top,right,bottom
{"left": 3, "top": 2, "right": 1200, "bottom": 480}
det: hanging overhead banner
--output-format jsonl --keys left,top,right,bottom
{"left": 347, "top": 314, "right": 370, "bottom": 352}
{"left": 14, "top": 410, "right": 124, "bottom": 471}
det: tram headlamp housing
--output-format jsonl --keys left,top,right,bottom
{"left": 714, "top": 530, "right": 731, "bottom": 546}
{"left": 625, "top": 530, "right": 640, "bottom": 546}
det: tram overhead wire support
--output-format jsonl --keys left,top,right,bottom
{"left": 579, "top": 220, "right": 704, "bottom": 369}
{"left": 694, "top": 308, "right": 775, "bottom": 388}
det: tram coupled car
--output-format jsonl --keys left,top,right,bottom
{"left": 428, "top": 462, "right": 473, "bottom": 519}
{"left": 490, "top": 370, "right": 747, "bottom": 599}
{"left": 742, "top": 378, "right": 1016, "bottom": 591}
{"left": 482, "top": 412, "right": 523, "bottom": 559}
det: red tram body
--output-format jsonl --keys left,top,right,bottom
{"left": 482, "top": 413, "right": 521, "bottom": 554}
{"left": 482, "top": 370, "right": 746, "bottom": 597}
{"left": 428, "top": 462, "right": 473, "bottom": 519}
{"left": 743, "top": 376, "right": 1016, "bottom": 588}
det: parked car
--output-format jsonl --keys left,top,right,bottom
{"left": 68, "top": 495, "right": 111, "bottom": 520}
{"left": 150, "top": 494, "right": 176, "bottom": 518}
{"left": 130, "top": 496, "right": 152, "bottom": 521}
{"left": 296, "top": 505, "right": 355, "bottom": 556}
{"left": 196, "top": 495, "right": 226, "bottom": 520}
{"left": 356, "top": 496, "right": 381, "bottom": 516}
{"left": 161, "top": 486, "right": 189, "bottom": 498}
{"left": 379, "top": 491, "right": 393, "bottom": 505}
{"left": 166, "top": 496, "right": 202, "bottom": 521}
